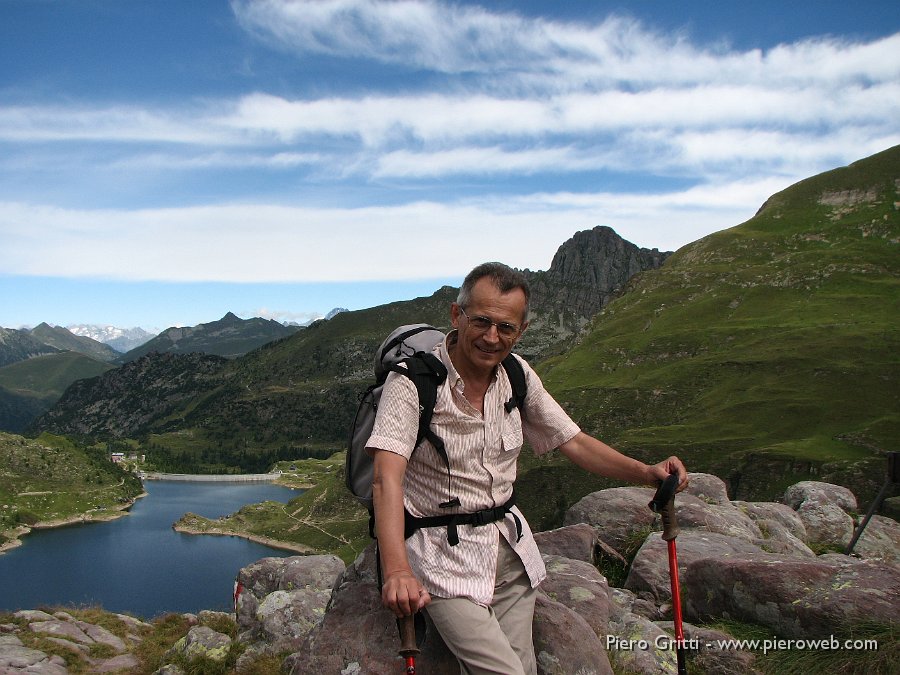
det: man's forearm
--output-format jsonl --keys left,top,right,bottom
{"left": 559, "top": 431, "right": 655, "bottom": 484}
{"left": 372, "top": 457, "right": 412, "bottom": 578}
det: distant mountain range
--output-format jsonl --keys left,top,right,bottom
{"left": 117, "top": 312, "right": 303, "bottom": 362}
{"left": 67, "top": 325, "right": 156, "bottom": 353}
{"left": 0, "top": 312, "right": 328, "bottom": 433}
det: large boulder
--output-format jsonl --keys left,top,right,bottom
{"left": 282, "top": 544, "right": 457, "bottom": 674}
{"left": 852, "top": 514, "right": 900, "bottom": 563}
{"left": 625, "top": 531, "right": 764, "bottom": 602}
{"left": 784, "top": 481, "right": 857, "bottom": 512}
{"left": 564, "top": 487, "right": 657, "bottom": 555}
{"left": 540, "top": 554, "right": 613, "bottom": 636}
{"left": 533, "top": 594, "right": 614, "bottom": 674}
{"left": 683, "top": 554, "right": 900, "bottom": 638}
{"left": 166, "top": 626, "right": 232, "bottom": 663}
{"left": 681, "top": 472, "right": 731, "bottom": 505}
{"left": 235, "top": 553, "right": 344, "bottom": 648}
{"left": 534, "top": 523, "right": 599, "bottom": 563}
{"left": 734, "top": 501, "right": 814, "bottom": 557}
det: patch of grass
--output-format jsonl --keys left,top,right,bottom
{"left": 706, "top": 619, "right": 899, "bottom": 675}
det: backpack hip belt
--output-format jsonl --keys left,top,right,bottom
{"left": 403, "top": 490, "right": 523, "bottom": 547}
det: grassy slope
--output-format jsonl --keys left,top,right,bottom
{"left": 0, "top": 432, "right": 144, "bottom": 546}
{"left": 531, "top": 146, "right": 898, "bottom": 505}
{"left": 0, "top": 352, "right": 115, "bottom": 399}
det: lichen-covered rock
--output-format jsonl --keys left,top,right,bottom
{"left": 256, "top": 587, "right": 332, "bottom": 652}
{"left": 673, "top": 497, "right": 763, "bottom": 541}
{"left": 564, "top": 487, "right": 657, "bottom": 554}
{"left": 784, "top": 480, "right": 857, "bottom": 513}
{"left": 683, "top": 554, "right": 899, "bottom": 638}
{"left": 534, "top": 522, "right": 598, "bottom": 563}
{"left": 734, "top": 501, "right": 813, "bottom": 555}
{"left": 606, "top": 610, "right": 677, "bottom": 674}
{"left": 235, "top": 553, "right": 344, "bottom": 647}
{"left": 682, "top": 472, "right": 731, "bottom": 505}
{"left": 851, "top": 514, "right": 900, "bottom": 563}
{"left": 533, "top": 593, "right": 614, "bottom": 674}
{"left": 795, "top": 500, "right": 854, "bottom": 550}
{"left": 167, "top": 625, "right": 232, "bottom": 663}
{"left": 626, "top": 531, "right": 764, "bottom": 602}
{"left": 540, "top": 554, "right": 612, "bottom": 636}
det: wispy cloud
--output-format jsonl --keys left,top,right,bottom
{"left": 0, "top": 0, "right": 897, "bottom": 288}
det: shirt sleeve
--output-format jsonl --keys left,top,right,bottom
{"left": 517, "top": 357, "right": 581, "bottom": 455}
{"left": 365, "top": 370, "right": 420, "bottom": 459}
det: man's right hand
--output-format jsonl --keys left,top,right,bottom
{"left": 382, "top": 569, "right": 431, "bottom": 617}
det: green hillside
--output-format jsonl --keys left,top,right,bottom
{"left": 0, "top": 432, "right": 144, "bottom": 548}
{"left": 536, "top": 146, "right": 899, "bottom": 503}
{"left": 0, "top": 352, "right": 115, "bottom": 433}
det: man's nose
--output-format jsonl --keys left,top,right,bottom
{"left": 483, "top": 324, "right": 501, "bottom": 342}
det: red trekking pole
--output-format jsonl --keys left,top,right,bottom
{"left": 649, "top": 473, "right": 687, "bottom": 675}
{"left": 398, "top": 614, "right": 419, "bottom": 674}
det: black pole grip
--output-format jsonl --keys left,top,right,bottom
{"left": 649, "top": 473, "right": 680, "bottom": 541}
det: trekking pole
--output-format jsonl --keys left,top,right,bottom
{"left": 398, "top": 614, "right": 419, "bottom": 674}
{"left": 847, "top": 451, "right": 899, "bottom": 554}
{"left": 649, "top": 472, "right": 687, "bottom": 675}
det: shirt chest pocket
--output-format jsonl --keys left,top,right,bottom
{"left": 501, "top": 409, "right": 524, "bottom": 451}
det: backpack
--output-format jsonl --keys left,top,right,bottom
{"left": 346, "top": 324, "right": 528, "bottom": 521}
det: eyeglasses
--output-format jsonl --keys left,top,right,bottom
{"left": 459, "top": 307, "right": 521, "bottom": 338}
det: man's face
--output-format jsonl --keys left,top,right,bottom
{"left": 450, "top": 277, "right": 527, "bottom": 377}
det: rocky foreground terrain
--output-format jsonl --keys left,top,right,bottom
{"left": 2, "top": 474, "right": 897, "bottom": 674}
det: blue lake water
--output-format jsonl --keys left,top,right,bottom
{"left": 0, "top": 480, "right": 301, "bottom": 618}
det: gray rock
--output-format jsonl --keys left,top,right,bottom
{"left": 605, "top": 610, "right": 677, "bottom": 674}
{"left": 90, "top": 653, "right": 141, "bottom": 672}
{"left": 256, "top": 588, "right": 332, "bottom": 652}
{"left": 235, "top": 553, "right": 344, "bottom": 642}
{"left": 534, "top": 523, "right": 598, "bottom": 563}
{"left": 851, "top": 514, "right": 900, "bottom": 563}
{"left": 75, "top": 620, "right": 126, "bottom": 651}
{"left": 282, "top": 544, "right": 458, "bottom": 674}
{"left": 625, "top": 531, "right": 764, "bottom": 602}
{"left": 167, "top": 625, "right": 232, "bottom": 663}
{"left": 564, "top": 487, "right": 658, "bottom": 555}
{"left": 734, "top": 501, "right": 807, "bottom": 540}
{"left": 655, "top": 622, "right": 760, "bottom": 675}
{"left": 28, "top": 620, "right": 92, "bottom": 645}
{"left": 682, "top": 472, "right": 731, "bottom": 505}
{"left": 673, "top": 497, "right": 763, "bottom": 541}
{"left": 683, "top": 553, "right": 899, "bottom": 638}
{"left": 784, "top": 480, "right": 857, "bottom": 512}
{"left": 12, "top": 611, "right": 55, "bottom": 623}
{"left": 0, "top": 643, "right": 68, "bottom": 675}
{"left": 533, "top": 593, "right": 614, "bottom": 674}
{"left": 540, "top": 554, "right": 613, "bottom": 636}
{"left": 796, "top": 500, "right": 854, "bottom": 550}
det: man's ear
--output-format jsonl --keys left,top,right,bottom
{"left": 450, "top": 302, "right": 461, "bottom": 329}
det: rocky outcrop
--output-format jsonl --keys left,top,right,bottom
{"left": 265, "top": 475, "right": 896, "bottom": 674}
{"left": 0, "top": 609, "right": 150, "bottom": 674}
{"left": 526, "top": 226, "right": 671, "bottom": 320}
{"left": 7, "top": 475, "right": 895, "bottom": 674}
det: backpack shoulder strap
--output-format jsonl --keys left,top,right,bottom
{"left": 389, "top": 351, "right": 448, "bottom": 456}
{"left": 501, "top": 353, "right": 527, "bottom": 414}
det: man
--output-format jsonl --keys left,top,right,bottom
{"left": 368, "top": 262, "right": 688, "bottom": 674}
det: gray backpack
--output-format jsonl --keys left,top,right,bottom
{"left": 346, "top": 325, "right": 448, "bottom": 514}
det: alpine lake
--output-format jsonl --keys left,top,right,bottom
{"left": 0, "top": 479, "right": 301, "bottom": 619}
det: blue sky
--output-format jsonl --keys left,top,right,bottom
{"left": 1, "top": 0, "right": 898, "bottom": 331}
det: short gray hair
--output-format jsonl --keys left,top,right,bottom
{"left": 457, "top": 262, "right": 530, "bottom": 320}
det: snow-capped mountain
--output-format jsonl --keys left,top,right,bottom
{"left": 67, "top": 325, "right": 156, "bottom": 353}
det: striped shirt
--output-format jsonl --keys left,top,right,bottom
{"left": 366, "top": 331, "right": 580, "bottom": 606}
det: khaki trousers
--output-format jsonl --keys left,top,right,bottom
{"left": 426, "top": 536, "right": 537, "bottom": 675}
